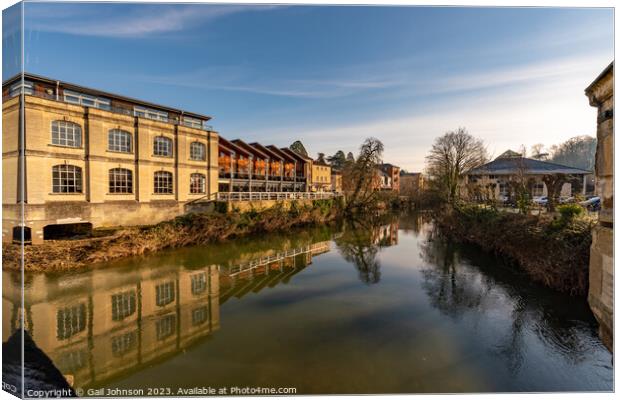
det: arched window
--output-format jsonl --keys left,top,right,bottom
{"left": 154, "top": 171, "right": 173, "bottom": 194}
{"left": 52, "top": 165, "right": 83, "bottom": 193}
{"left": 51, "top": 121, "right": 82, "bottom": 147}
{"left": 109, "top": 168, "right": 133, "bottom": 193}
{"left": 108, "top": 129, "right": 132, "bottom": 153}
{"left": 190, "top": 173, "right": 206, "bottom": 194}
{"left": 153, "top": 136, "right": 173, "bottom": 157}
{"left": 190, "top": 142, "right": 206, "bottom": 161}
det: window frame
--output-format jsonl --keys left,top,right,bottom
{"left": 52, "top": 165, "right": 83, "bottom": 194}
{"left": 51, "top": 120, "right": 82, "bottom": 148}
{"left": 108, "top": 129, "right": 133, "bottom": 153}
{"left": 153, "top": 136, "right": 173, "bottom": 157}
{"left": 154, "top": 171, "right": 174, "bottom": 194}
{"left": 189, "top": 141, "right": 206, "bottom": 161}
{"left": 108, "top": 168, "right": 133, "bottom": 194}
{"left": 190, "top": 173, "right": 206, "bottom": 194}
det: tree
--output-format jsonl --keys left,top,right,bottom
{"left": 346, "top": 152, "right": 355, "bottom": 162}
{"left": 342, "top": 137, "right": 384, "bottom": 213}
{"left": 327, "top": 150, "right": 346, "bottom": 169}
{"left": 425, "top": 127, "right": 488, "bottom": 205}
{"left": 550, "top": 135, "right": 596, "bottom": 171}
{"left": 530, "top": 143, "right": 549, "bottom": 160}
{"left": 289, "top": 140, "right": 308, "bottom": 157}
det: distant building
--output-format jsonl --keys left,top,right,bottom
{"left": 311, "top": 154, "right": 331, "bottom": 192}
{"left": 466, "top": 150, "right": 591, "bottom": 200}
{"left": 379, "top": 163, "right": 400, "bottom": 192}
{"left": 400, "top": 172, "right": 424, "bottom": 196}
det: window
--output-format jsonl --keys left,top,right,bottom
{"left": 109, "top": 168, "right": 133, "bottom": 194}
{"left": 111, "top": 290, "right": 136, "bottom": 321}
{"left": 192, "top": 306, "right": 208, "bottom": 326}
{"left": 190, "top": 142, "right": 206, "bottom": 161}
{"left": 52, "top": 165, "right": 83, "bottom": 193}
{"left": 156, "top": 314, "right": 176, "bottom": 341}
{"left": 51, "top": 120, "right": 82, "bottom": 147}
{"left": 9, "top": 80, "right": 33, "bottom": 97}
{"left": 183, "top": 116, "right": 203, "bottom": 129}
{"left": 111, "top": 331, "right": 137, "bottom": 357}
{"left": 134, "top": 106, "right": 168, "bottom": 122}
{"left": 108, "top": 129, "right": 132, "bottom": 153}
{"left": 191, "top": 273, "right": 207, "bottom": 295}
{"left": 190, "top": 173, "right": 206, "bottom": 194}
{"left": 155, "top": 281, "right": 175, "bottom": 307}
{"left": 153, "top": 136, "right": 173, "bottom": 157}
{"left": 63, "top": 89, "right": 110, "bottom": 110}
{"left": 154, "top": 171, "right": 173, "bottom": 194}
{"left": 57, "top": 304, "right": 87, "bottom": 340}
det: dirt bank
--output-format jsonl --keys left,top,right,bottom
{"left": 3, "top": 200, "right": 340, "bottom": 272}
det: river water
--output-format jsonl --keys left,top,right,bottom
{"left": 3, "top": 213, "right": 613, "bottom": 394}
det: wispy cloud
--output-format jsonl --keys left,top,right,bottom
{"left": 25, "top": 4, "right": 282, "bottom": 38}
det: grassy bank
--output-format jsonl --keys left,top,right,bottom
{"left": 434, "top": 204, "right": 593, "bottom": 296}
{"left": 3, "top": 199, "right": 341, "bottom": 272}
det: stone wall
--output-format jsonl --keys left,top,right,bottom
{"left": 585, "top": 62, "right": 613, "bottom": 352}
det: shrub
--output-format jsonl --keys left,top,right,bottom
{"left": 557, "top": 203, "right": 584, "bottom": 221}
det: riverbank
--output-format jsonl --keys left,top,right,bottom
{"left": 3, "top": 199, "right": 342, "bottom": 272}
{"left": 434, "top": 205, "right": 593, "bottom": 296}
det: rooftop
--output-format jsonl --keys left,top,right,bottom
{"left": 468, "top": 151, "right": 591, "bottom": 176}
{"left": 3, "top": 72, "right": 213, "bottom": 125}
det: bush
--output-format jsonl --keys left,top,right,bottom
{"left": 557, "top": 204, "right": 584, "bottom": 221}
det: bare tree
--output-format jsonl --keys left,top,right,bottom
{"left": 342, "top": 137, "right": 384, "bottom": 213}
{"left": 425, "top": 127, "right": 488, "bottom": 205}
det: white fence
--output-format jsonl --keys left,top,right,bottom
{"left": 215, "top": 191, "right": 339, "bottom": 202}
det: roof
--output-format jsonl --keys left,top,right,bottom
{"left": 585, "top": 61, "right": 614, "bottom": 94}
{"left": 281, "top": 147, "right": 312, "bottom": 162}
{"left": 249, "top": 142, "right": 283, "bottom": 161}
{"left": 266, "top": 145, "right": 297, "bottom": 162}
{"left": 3, "top": 72, "right": 212, "bottom": 121}
{"left": 232, "top": 139, "right": 269, "bottom": 159}
{"left": 219, "top": 137, "right": 251, "bottom": 157}
{"left": 468, "top": 156, "right": 591, "bottom": 176}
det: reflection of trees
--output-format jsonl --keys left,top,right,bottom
{"left": 334, "top": 214, "right": 399, "bottom": 285}
{"left": 418, "top": 224, "right": 608, "bottom": 375}
{"left": 419, "top": 227, "right": 487, "bottom": 319}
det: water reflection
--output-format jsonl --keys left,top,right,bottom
{"left": 1, "top": 213, "right": 612, "bottom": 394}
{"left": 2, "top": 238, "right": 331, "bottom": 390}
{"left": 334, "top": 215, "right": 401, "bottom": 284}
{"left": 418, "top": 222, "right": 610, "bottom": 378}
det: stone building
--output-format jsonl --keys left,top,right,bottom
{"left": 2, "top": 73, "right": 218, "bottom": 243}
{"left": 466, "top": 150, "right": 590, "bottom": 201}
{"left": 379, "top": 163, "right": 400, "bottom": 192}
{"left": 585, "top": 62, "right": 613, "bottom": 352}
{"left": 311, "top": 154, "right": 332, "bottom": 192}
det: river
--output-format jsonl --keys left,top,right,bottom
{"left": 2, "top": 213, "right": 613, "bottom": 394}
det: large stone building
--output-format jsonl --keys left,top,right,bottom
{"left": 3, "top": 73, "right": 218, "bottom": 243}
{"left": 310, "top": 154, "right": 332, "bottom": 192}
{"left": 585, "top": 62, "right": 613, "bottom": 352}
{"left": 466, "top": 150, "right": 590, "bottom": 201}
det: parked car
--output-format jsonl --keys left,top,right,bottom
{"left": 532, "top": 196, "right": 548, "bottom": 206}
{"left": 559, "top": 196, "right": 575, "bottom": 204}
{"left": 580, "top": 196, "right": 601, "bottom": 211}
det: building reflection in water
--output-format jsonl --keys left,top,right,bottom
{"left": 2, "top": 239, "right": 331, "bottom": 390}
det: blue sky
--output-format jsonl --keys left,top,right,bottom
{"left": 4, "top": 2, "right": 614, "bottom": 171}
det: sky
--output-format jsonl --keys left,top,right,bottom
{"left": 2, "top": 2, "right": 614, "bottom": 171}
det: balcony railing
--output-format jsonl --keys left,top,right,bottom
{"left": 216, "top": 191, "right": 339, "bottom": 202}
{"left": 8, "top": 90, "right": 214, "bottom": 131}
